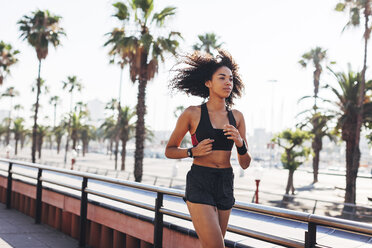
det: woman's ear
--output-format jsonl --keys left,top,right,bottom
{"left": 205, "top": 80, "right": 211, "bottom": 88}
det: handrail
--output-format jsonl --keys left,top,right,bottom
{"left": 0, "top": 158, "right": 371, "bottom": 248}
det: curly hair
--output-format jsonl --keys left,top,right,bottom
{"left": 169, "top": 50, "right": 244, "bottom": 107}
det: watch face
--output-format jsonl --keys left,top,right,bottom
{"left": 187, "top": 149, "right": 191, "bottom": 157}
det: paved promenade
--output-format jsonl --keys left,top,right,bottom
{"left": 0, "top": 203, "right": 78, "bottom": 248}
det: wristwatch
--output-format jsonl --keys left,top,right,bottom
{"left": 187, "top": 148, "right": 193, "bottom": 158}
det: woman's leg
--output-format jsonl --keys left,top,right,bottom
{"left": 217, "top": 209, "right": 231, "bottom": 237}
{"left": 186, "top": 201, "right": 225, "bottom": 248}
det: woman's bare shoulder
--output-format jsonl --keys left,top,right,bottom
{"left": 231, "top": 109, "right": 245, "bottom": 124}
{"left": 183, "top": 105, "right": 201, "bottom": 117}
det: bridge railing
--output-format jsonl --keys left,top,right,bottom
{"left": 0, "top": 158, "right": 371, "bottom": 248}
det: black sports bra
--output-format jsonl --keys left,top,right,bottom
{"left": 191, "top": 103, "right": 237, "bottom": 151}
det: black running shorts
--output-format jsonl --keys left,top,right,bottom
{"left": 184, "top": 164, "right": 235, "bottom": 210}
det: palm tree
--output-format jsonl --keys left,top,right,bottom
{"left": 108, "top": 1, "right": 181, "bottom": 182}
{"left": 49, "top": 96, "right": 60, "bottom": 128}
{"left": 70, "top": 111, "right": 87, "bottom": 150}
{"left": 335, "top": 1, "right": 372, "bottom": 195}
{"left": 100, "top": 116, "right": 116, "bottom": 158}
{"left": 298, "top": 47, "right": 332, "bottom": 183}
{"left": 0, "top": 41, "right": 19, "bottom": 85}
{"left": 53, "top": 122, "right": 66, "bottom": 154}
{"left": 62, "top": 75, "right": 83, "bottom": 163}
{"left": 12, "top": 117, "right": 25, "bottom": 155}
{"left": 1, "top": 86, "right": 20, "bottom": 145}
{"left": 272, "top": 129, "right": 312, "bottom": 199}
{"left": 0, "top": 124, "right": 6, "bottom": 144}
{"left": 299, "top": 47, "right": 328, "bottom": 109}
{"left": 18, "top": 9, "right": 65, "bottom": 163}
{"left": 80, "top": 124, "right": 96, "bottom": 157}
{"left": 326, "top": 68, "right": 372, "bottom": 207}
{"left": 37, "top": 125, "right": 49, "bottom": 159}
{"left": 297, "top": 111, "right": 336, "bottom": 183}
{"left": 119, "top": 106, "right": 136, "bottom": 170}
{"left": 13, "top": 104, "right": 23, "bottom": 118}
{"left": 192, "top": 33, "right": 223, "bottom": 55}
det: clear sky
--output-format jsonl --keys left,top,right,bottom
{"left": 0, "top": 0, "right": 370, "bottom": 134}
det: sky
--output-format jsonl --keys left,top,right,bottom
{"left": 0, "top": 0, "right": 370, "bottom": 135}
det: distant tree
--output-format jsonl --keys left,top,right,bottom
{"left": 1, "top": 86, "right": 19, "bottom": 145}
{"left": 100, "top": 116, "right": 116, "bottom": 158}
{"left": 37, "top": 125, "right": 49, "bottom": 159}
{"left": 119, "top": 106, "right": 136, "bottom": 170}
{"left": 49, "top": 95, "right": 60, "bottom": 128}
{"left": 272, "top": 129, "right": 312, "bottom": 198}
{"left": 192, "top": 33, "right": 223, "bottom": 56}
{"left": 0, "top": 41, "right": 19, "bottom": 85}
{"left": 326, "top": 68, "right": 372, "bottom": 206}
{"left": 80, "top": 124, "right": 96, "bottom": 157}
{"left": 62, "top": 75, "right": 83, "bottom": 163}
{"left": 18, "top": 9, "right": 65, "bottom": 163}
{"left": 12, "top": 117, "right": 25, "bottom": 155}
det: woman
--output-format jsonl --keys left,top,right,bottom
{"left": 165, "top": 50, "right": 251, "bottom": 248}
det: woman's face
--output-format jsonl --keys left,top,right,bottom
{"left": 206, "top": 66, "right": 233, "bottom": 98}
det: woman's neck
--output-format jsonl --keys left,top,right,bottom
{"left": 206, "top": 97, "right": 226, "bottom": 112}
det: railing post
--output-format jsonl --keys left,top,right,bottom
{"left": 154, "top": 192, "right": 164, "bottom": 248}
{"left": 6, "top": 162, "right": 13, "bottom": 209}
{"left": 35, "top": 168, "right": 43, "bottom": 224}
{"left": 79, "top": 177, "right": 88, "bottom": 247}
{"left": 305, "top": 222, "right": 317, "bottom": 248}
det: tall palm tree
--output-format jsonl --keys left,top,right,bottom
{"left": 12, "top": 117, "right": 25, "bottom": 155}
{"left": 272, "top": 129, "right": 312, "bottom": 199}
{"left": 108, "top": 1, "right": 181, "bottom": 182}
{"left": 49, "top": 95, "right": 60, "bottom": 128}
{"left": 62, "top": 75, "right": 83, "bottom": 163}
{"left": 326, "top": 68, "right": 372, "bottom": 206}
{"left": 299, "top": 47, "right": 328, "bottom": 109}
{"left": 1, "top": 86, "right": 20, "bottom": 145}
{"left": 298, "top": 47, "right": 331, "bottom": 183}
{"left": 335, "top": 0, "right": 372, "bottom": 195}
{"left": 13, "top": 104, "right": 23, "bottom": 118}
{"left": 119, "top": 106, "right": 136, "bottom": 170}
{"left": 192, "top": 32, "right": 223, "bottom": 55}
{"left": 0, "top": 41, "right": 19, "bottom": 86}
{"left": 18, "top": 9, "right": 65, "bottom": 163}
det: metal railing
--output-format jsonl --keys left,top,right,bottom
{"left": 0, "top": 158, "right": 371, "bottom": 248}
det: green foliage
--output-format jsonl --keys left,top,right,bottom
{"left": 0, "top": 41, "right": 20, "bottom": 85}
{"left": 272, "top": 129, "right": 312, "bottom": 171}
{"left": 192, "top": 33, "right": 223, "bottom": 55}
{"left": 18, "top": 10, "right": 65, "bottom": 60}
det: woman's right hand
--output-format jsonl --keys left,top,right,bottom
{"left": 192, "top": 139, "right": 214, "bottom": 157}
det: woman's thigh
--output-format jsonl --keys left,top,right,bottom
{"left": 186, "top": 201, "right": 225, "bottom": 248}
{"left": 217, "top": 209, "right": 231, "bottom": 237}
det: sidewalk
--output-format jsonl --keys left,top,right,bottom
{"left": 0, "top": 203, "right": 78, "bottom": 248}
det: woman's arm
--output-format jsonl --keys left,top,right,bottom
{"left": 165, "top": 108, "right": 191, "bottom": 159}
{"left": 224, "top": 110, "right": 251, "bottom": 169}
{"left": 165, "top": 106, "right": 215, "bottom": 159}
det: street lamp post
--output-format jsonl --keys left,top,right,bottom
{"left": 253, "top": 163, "right": 263, "bottom": 204}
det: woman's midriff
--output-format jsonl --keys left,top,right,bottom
{"left": 192, "top": 150, "right": 232, "bottom": 168}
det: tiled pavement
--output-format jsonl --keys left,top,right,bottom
{"left": 0, "top": 203, "right": 78, "bottom": 248}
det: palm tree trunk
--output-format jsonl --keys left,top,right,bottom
{"left": 57, "top": 140, "right": 61, "bottom": 154}
{"left": 115, "top": 67, "right": 123, "bottom": 170}
{"left": 121, "top": 137, "right": 127, "bottom": 171}
{"left": 134, "top": 78, "right": 147, "bottom": 182}
{"left": 345, "top": 139, "right": 358, "bottom": 205}
{"left": 348, "top": 4, "right": 369, "bottom": 206}
{"left": 312, "top": 135, "right": 322, "bottom": 184}
{"left": 38, "top": 135, "right": 42, "bottom": 159}
{"left": 15, "top": 138, "right": 18, "bottom": 155}
{"left": 32, "top": 60, "right": 42, "bottom": 163}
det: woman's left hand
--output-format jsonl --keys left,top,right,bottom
{"left": 223, "top": 124, "right": 243, "bottom": 147}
